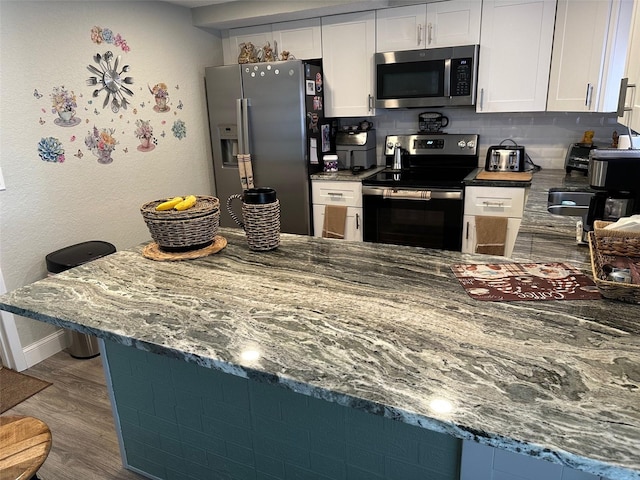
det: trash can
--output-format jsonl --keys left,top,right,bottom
{"left": 45, "top": 240, "right": 116, "bottom": 359}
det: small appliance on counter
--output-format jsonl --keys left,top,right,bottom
{"left": 335, "top": 130, "right": 376, "bottom": 170}
{"left": 485, "top": 142, "right": 526, "bottom": 172}
{"left": 584, "top": 148, "right": 640, "bottom": 239}
{"left": 564, "top": 142, "right": 598, "bottom": 174}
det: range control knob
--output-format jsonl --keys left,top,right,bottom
{"left": 457, "top": 140, "right": 467, "bottom": 148}
{"left": 466, "top": 140, "right": 476, "bottom": 149}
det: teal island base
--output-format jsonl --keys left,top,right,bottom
{"left": 102, "top": 340, "right": 462, "bottom": 480}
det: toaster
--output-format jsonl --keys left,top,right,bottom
{"left": 485, "top": 145, "right": 526, "bottom": 172}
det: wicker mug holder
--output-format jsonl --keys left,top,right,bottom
{"left": 227, "top": 189, "right": 280, "bottom": 251}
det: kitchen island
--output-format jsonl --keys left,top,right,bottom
{"left": 0, "top": 170, "right": 638, "bottom": 480}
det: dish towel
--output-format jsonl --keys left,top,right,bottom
{"left": 322, "top": 205, "right": 348, "bottom": 239}
{"left": 475, "top": 216, "right": 508, "bottom": 256}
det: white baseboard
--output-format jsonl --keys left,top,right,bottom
{"left": 23, "top": 328, "right": 70, "bottom": 369}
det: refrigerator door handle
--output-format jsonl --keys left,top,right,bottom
{"left": 242, "top": 98, "right": 250, "bottom": 155}
{"left": 236, "top": 98, "right": 245, "bottom": 155}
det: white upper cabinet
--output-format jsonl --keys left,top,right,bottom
{"left": 548, "top": 0, "right": 634, "bottom": 113}
{"left": 425, "top": 1, "right": 482, "bottom": 48}
{"left": 376, "top": 1, "right": 481, "bottom": 52}
{"left": 322, "top": 11, "right": 376, "bottom": 117}
{"left": 272, "top": 19, "right": 322, "bottom": 60}
{"left": 476, "top": 0, "right": 556, "bottom": 113}
{"left": 618, "top": 0, "right": 640, "bottom": 132}
{"left": 224, "top": 24, "right": 272, "bottom": 65}
{"left": 224, "top": 19, "right": 322, "bottom": 65}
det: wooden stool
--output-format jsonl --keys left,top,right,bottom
{"left": 0, "top": 415, "right": 52, "bottom": 480}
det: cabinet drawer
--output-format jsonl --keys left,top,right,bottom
{"left": 464, "top": 187, "right": 526, "bottom": 218}
{"left": 311, "top": 181, "right": 362, "bottom": 208}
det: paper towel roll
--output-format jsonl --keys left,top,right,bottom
{"left": 617, "top": 134, "right": 639, "bottom": 149}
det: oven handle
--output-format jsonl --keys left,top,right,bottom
{"left": 362, "top": 186, "right": 462, "bottom": 201}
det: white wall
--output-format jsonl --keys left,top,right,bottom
{"left": 0, "top": 1, "right": 222, "bottom": 364}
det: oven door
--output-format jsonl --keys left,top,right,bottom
{"left": 362, "top": 187, "right": 464, "bottom": 250}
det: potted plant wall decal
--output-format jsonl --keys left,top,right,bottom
{"left": 51, "top": 86, "right": 80, "bottom": 127}
{"left": 85, "top": 126, "right": 117, "bottom": 164}
{"left": 149, "top": 83, "right": 170, "bottom": 112}
{"left": 135, "top": 119, "right": 155, "bottom": 152}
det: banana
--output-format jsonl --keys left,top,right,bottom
{"left": 174, "top": 195, "right": 197, "bottom": 211}
{"left": 155, "top": 196, "right": 184, "bottom": 211}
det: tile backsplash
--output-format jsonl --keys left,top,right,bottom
{"left": 342, "top": 109, "right": 626, "bottom": 170}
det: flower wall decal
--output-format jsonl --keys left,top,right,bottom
{"left": 135, "top": 119, "right": 155, "bottom": 152}
{"left": 51, "top": 86, "right": 80, "bottom": 127}
{"left": 172, "top": 120, "right": 186, "bottom": 140}
{"left": 85, "top": 126, "right": 117, "bottom": 164}
{"left": 91, "top": 26, "right": 130, "bottom": 52}
{"left": 38, "top": 137, "right": 65, "bottom": 163}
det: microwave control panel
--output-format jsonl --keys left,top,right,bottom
{"left": 451, "top": 58, "right": 472, "bottom": 97}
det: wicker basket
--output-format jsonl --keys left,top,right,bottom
{"left": 241, "top": 200, "right": 280, "bottom": 251}
{"left": 588, "top": 220, "right": 640, "bottom": 304}
{"left": 140, "top": 196, "right": 220, "bottom": 251}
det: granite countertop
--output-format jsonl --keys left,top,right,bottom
{"left": 1, "top": 170, "right": 638, "bottom": 480}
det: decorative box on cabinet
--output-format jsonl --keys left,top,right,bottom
{"left": 477, "top": 0, "right": 556, "bottom": 113}
{"left": 462, "top": 186, "right": 528, "bottom": 258}
{"left": 311, "top": 180, "right": 363, "bottom": 241}
{"left": 321, "top": 11, "right": 376, "bottom": 118}
{"left": 548, "top": 0, "right": 633, "bottom": 112}
{"left": 376, "top": 1, "right": 481, "bottom": 52}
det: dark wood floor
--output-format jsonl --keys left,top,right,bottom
{"left": 5, "top": 351, "right": 144, "bottom": 480}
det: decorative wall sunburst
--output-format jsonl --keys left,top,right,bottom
{"left": 86, "top": 51, "right": 134, "bottom": 113}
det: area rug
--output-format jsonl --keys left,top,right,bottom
{"left": 0, "top": 367, "right": 52, "bottom": 413}
{"left": 450, "top": 262, "right": 602, "bottom": 301}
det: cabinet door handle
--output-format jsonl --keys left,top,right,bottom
{"left": 482, "top": 201, "right": 504, "bottom": 207}
{"left": 585, "top": 83, "right": 593, "bottom": 109}
{"left": 417, "top": 24, "right": 422, "bottom": 46}
{"left": 465, "top": 221, "right": 469, "bottom": 240}
{"left": 427, "top": 22, "right": 433, "bottom": 45}
{"left": 479, "top": 88, "right": 484, "bottom": 111}
{"left": 327, "top": 192, "right": 343, "bottom": 197}
{"left": 617, "top": 77, "right": 636, "bottom": 117}
{"left": 356, "top": 213, "right": 360, "bottom": 230}
{"left": 368, "top": 94, "right": 374, "bottom": 112}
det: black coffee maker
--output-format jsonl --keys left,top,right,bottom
{"left": 585, "top": 149, "right": 640, "bottom": 232}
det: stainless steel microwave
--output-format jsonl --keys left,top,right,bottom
{"left": 375, "top": 44, "right": 479, "bottom": 109}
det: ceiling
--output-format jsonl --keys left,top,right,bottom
{"left": 161, "top": 0, "right": 234, "bottom": 7}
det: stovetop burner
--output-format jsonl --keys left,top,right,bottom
{"left": 363, "top": 168, "right": 474, "bottom": 189}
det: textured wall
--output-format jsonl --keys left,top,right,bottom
{"left": 0, "top": 1, "right": 222, "bottom": 348}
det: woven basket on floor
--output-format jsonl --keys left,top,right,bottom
{"left": 588, "top": 220, "right": 640, "bottom": 304}
{"left": 140, "top": 196, "right": 220, "bottom": 251}
{"left": 241, "top": 200, "right": 280, "bottom": 251}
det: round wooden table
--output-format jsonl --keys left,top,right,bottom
{"left": 0, "top": 415, "right": 52, "bottom": 480}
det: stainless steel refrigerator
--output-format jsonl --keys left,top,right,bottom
{"left": 205, "top": 60, "right": 328, "bottom": 235}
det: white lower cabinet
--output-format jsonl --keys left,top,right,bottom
{"left": 460, "top": 441, "right": 602, "bottom": 480}
{"left": 462, "top": 186, "right": 528, "bottom": 257}
{"left": 311, "top": 180, "right": 363, "bottom": 241}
